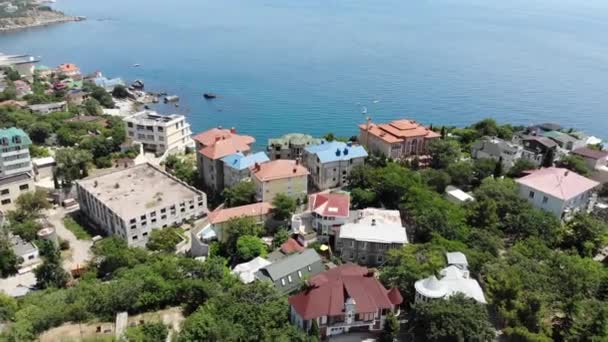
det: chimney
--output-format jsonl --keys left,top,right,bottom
{"left": 230, "top": 127, "right": 236, "bottom": 134}
{"left": 371, "top": 218, "right": 376, "bottom": 226}
{"left": 347, "top": 141, "right": 353, "bottom": 147}
{"left": 215, "top": 136, "right": 221, "bottom": 142}
{"left": 565, "top": 170, "right": 569, "bottom": 176}
{"left": 254, "top": 162, "right": 260, "bottom": 171}
{"left": 343, "top": 148, "right": 349, "bottom": 155}
{"left": 293, "top": 167, "right": 297, "bottom": 173}
{"left": 335, "top": 148, "right": 341, "bottom": 157}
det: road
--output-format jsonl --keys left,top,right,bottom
{"left": 45, "top": 206, "right": 93, "bottom": 271}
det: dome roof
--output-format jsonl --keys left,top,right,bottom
{"left": 415, "top": 275, "right": 447, "bottom": 298}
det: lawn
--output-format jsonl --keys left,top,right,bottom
{"left": 63, "top": 215, "right": 93, "bottom": 240}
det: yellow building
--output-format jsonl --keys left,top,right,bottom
{"left": 251, "top": 160, "right": 309, "bottom": 203}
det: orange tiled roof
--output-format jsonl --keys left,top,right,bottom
{"left": 208, "top": 202, "right": 272, "bottom": 224}
{"left": 193, "top": 127, "right": 255, "bottom": 160}
{"left": 251, "top": 159, "right": 309, "bottom": 182}
{"left": 58, "top": 63, "right": 79, "bottom": 73}
{"left": 359, "top": 119, "right": 438, "bottom": 143}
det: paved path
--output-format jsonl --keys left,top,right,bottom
{"left": 45, "top": 207, "right": 93, "bottom": 271}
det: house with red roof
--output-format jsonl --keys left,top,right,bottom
{"left": 571, "top": 147, "right": 608, "bottom": 183}
{"left": 358, "top": 118, "right": 439, "bottom": 159}
{"left": 516, "top": 167, "right": 599, "bottom": 219}
{"left": 306, "top": 192, "right": 350, "bottom": 239}
{"left": 57, "top": 63, "right": 81, "bottom": 78}
{"left": 193, "top": 127, "right": 255, "bottom": 192}
{"left": 288, "top": 264, "right": 403, "bottom": 337}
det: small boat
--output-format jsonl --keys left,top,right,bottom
{"left": 164, "top": 95, "right": 179, "bottom": 103}
{"left": 132, "top": 63, "right": 141, "bottom": 68}
{"left": 203, "top": 93, "right": 217, "bottom": 99}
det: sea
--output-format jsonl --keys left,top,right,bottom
{"left": 1, "top": 0, "right": 608, "bottom": 148}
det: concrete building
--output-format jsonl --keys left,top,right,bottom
{"left": 255, "top": 249, "right": 324, "bottom": 294}
{"left": 471, "top": 136, "right": 525, "bottom": 168}
{"left": 292, "top": 192, "right": 350, "bottom": 240}
{"left": 190, "top": 202, "right": 273, "bottom": 257}
{"left": 0, "top": 53, "right": 39, "bottom": 78}
{"left": 289, "top": 264, "right": 403, "bottom": 338}
{"left": 515, "top": 167, "right": 599, "bottom": 219}
{"left": 335, "top": 208, "right": 407, "bottom": 266}
{"left": 222, "top": 152, "right": 270, "bottom": 188}
{"left": 32, "top": 157, "right": 56, "bottom": 180}
{"left": 75, "top": 163, "right": 207, "bottom": 247}
{"left": 445, "top": 185, "right": 475, "bottom": 205}
{"left": 358, "top": 119, "right": 440, "bottom": 159}
{"left": 303, "top": 141, "right": 367, "bottom": 190}
{"left": 10, "top": 235, "right": 39, "bottom": 267}
{"left": 267, "top": 133, "right": 324, "bottom": 160}
{"left": 542, "top": 130, "right": 587, "bottom": 151}
{"left": 0, "top": 127, "right": 33, "bottom": 178}
{"left": 124, "top": 111, "right": 193, "bottom": 156}
{"left": 250, "top": 159, "right": 309, "bottom": 203}
{"left": 28, "top": 101, "right": 67, "bottom": 115}
{"left": 415, "top": 252, "right": 486, "bottom": 304}
{"left": 193, "top": 127, "right": 255, "bottom": 192}
{"left": 0, "top": 173, "right": 35, "bottom": 211}
{"left": 572, "top": 148, "right": 608, "bottom": 183}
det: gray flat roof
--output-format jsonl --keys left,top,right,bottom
{"left": 0, "top": 173, "right": 32, "bottom": 187}
{"left": 77, "top": 163, "right": 204, "bottom": 220}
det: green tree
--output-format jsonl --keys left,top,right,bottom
{"left": 273, "top": 229, "right": 290, "bottom": 248}
{"left": 9, "top": 219, "right": 42, "bottom": 242}
{"left": 427, "top": 139, "right": 461, "bottom": 169}
{"left": 381, "top": 311, "right": 400, "bottom": 342}
{"left": 556, "top": 155, "right": 592, "bottom": 176}
{"left": 83, "top": 98, "right": 103, "bottom": 116}
{"left": 350, "top": 187, "right": 378, "bottom": 208}
{"left": 0, "top": 234, "right": 20, "bottom": 278}
{"left": 560, "top": 213, "right": 607, "bottom": 257}
{"left": 323, "top": 132, "right": 335, "bottom": 142}
{"left": 493, "top": 158, "right": 503, "bottom": 178}
{"left": 55, "top": 148, "right": 93, "bottom": 187}
{"left": 272, "top": 193, "right": 297, "bottom": 221}
{"left": 236, "top": 235, "right": 267, "bottom": 261}
{"left": 223, "top": 217, "right": 263, "bottom": 257}
{"left": 15, "top": 189, "right": 51, "bottom": 217}
{"left": 5, "top": 68, "right": 21, "bottom": 81}
{"left": 124, "top": 322, "right": 169, "bottom": 342}
{"left": 112, "top": 84, "right": 129, "bottom": 99}
{"left": 308, "top": 319, "right": 320, "bottom": 340}
{"left": 446, "top": 161, "right": 475, "bottom": 189}
{"left": 85, "top": 83, "right": 115, "bottom": 108}
{"left": 29, "top": 144, "right": 50, "bottom": 158}
{"left": 222, "top": 181, "right": 256, "bottom": 207}
{"left": 420, "top": 168, "right": 451, "bottom": 193}
{"left": 411, "top": 294, "right": 494, "bottom": 341}
{"left": 508, "top": 159, "right": 538, "bottom": 178}
{"left": 34, "top": 241, "right": 69, "bottom": 289}
{"left": 146, "top": 228, "right": 182, "bottom": 253}
{"left": 473, "top": 158, "right": 498, "bottom": 184}
{"left": 27, "top": 122, "right": 53, "bottom": 144}
{"left": 0, "top": 292, "right": 18, "bottom": 321}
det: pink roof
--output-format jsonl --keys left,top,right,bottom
{"left": 251, "top": 160, "right": 309, "bottom": 182}
{"left": 208, "top": 202, "right": 272, "bottom": 224}
{"left": 193, "top": 127, "right": 255, "bottom": 160}
{"left": 516, "top": 167, "right": 599, "bottom": 200}
{"left": 309, "top": 192, "right": 350, "bottom": 218}
{"left": 289, "top": 264, "right": 402, "bottom": 320}
{"left": 281, "top": 238, "right": 305, "bottom": 254}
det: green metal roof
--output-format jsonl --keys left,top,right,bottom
{"left": 0, "top": 127, "right": 32, "bottom": 146}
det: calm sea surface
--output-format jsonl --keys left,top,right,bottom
{"left": 1, "top": 0, "right": 608, "bottom": 147}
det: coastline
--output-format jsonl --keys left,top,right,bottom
{"left": 0, "top": 15, "right": 85, "bottom": 33}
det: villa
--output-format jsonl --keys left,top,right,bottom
{"left": 267, "top": 133, "right": 324, "bottom": 160}
{"left": 250, "top": 159, "right": 309, "bottom": 203}
{"left": 358, "top": 118, "right": 440, "bottom": 159}
{"left": 302, "top": 141, "right": 367, "bottom": 190}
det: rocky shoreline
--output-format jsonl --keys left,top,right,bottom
{"left": 0, "top": 10, "right": 84, "bottom": 33}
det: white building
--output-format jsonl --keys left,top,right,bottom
{"left": 335, "top": 208, "right": 407, "bottom": 266}
{"left": 415, "top": 252, "right": 486, "bottom": 304}
{"left": 471, "top": 136, "right": 525, "bottom": 168}
{"left": 232, "top": 256, "right": 272, "bottom": 284}
{"left": 28, "top": 101, "right": 67, "bottom": 115}
{"left": 75, "top": 163, "right": 207, "bottom": 247}
{"left": 445, "top": 185, "right": 474, "bottom": 205}
{"left": 124, "top": 111, "right": 194, "bottom": 156}
{"left": 303, "top": 141, "right": 368, "bottom": 190}
{"left": 515, "top": 167, "right": 599, "bottom": 219}
{"left": 10, "top": 235, "right": 39, "bottom": 267}
{"left": 0, "top": 127, "right": 33, "bottom": 178}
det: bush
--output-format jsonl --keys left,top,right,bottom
{"left": 63, "top": 215, "right": 93, "bottom": 240}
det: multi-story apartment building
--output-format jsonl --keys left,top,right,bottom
{"left": 303, "top": 141, "right": 367, "bottom": 190}
{"left": 193, "top": 127, "right": 255, "bottom": 192}
{"left": 358, "top": 119, "right": 440, "bottom": 159}
{"left": 0, "top": 173, "right": 35, "bottom": 211}
{"left": 250, "top": 159, "right": 309, "bottom": 203}
{"left": 471, "top": 136, "right": 525, "bottom": 168}
{"left": 124, "top": 111, "right": 193, "bottom": 156}
{"left": 76, "top": 163, "right": 207, "bottom": 247}
{"left": 0, "top": 127, "right": 33, "bottom": 178}
{"left": 222, "top": 152, "right": 270, "bottom": 188}
{"left": 267, "top": 133, "right": 324, "bottom": 160}
{"left": 335, "top": 208, "right": 407, "bottom": 266}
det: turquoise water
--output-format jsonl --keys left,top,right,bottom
{"left": 1, "top": 0, "right": 608, "bottom": 147}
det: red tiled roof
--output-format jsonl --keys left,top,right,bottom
{"left": 193, "top": 127, "right": 255, "bottom": 160}
{"left": 289, "top": 264, "right": 402, "bottom": 320}
{"left": 572, "top": 147, "right": 608, "bottom": 160}
{"left": 515, "top": 167, "right": 599, "bottom": 201}
{"left": 251, "top": 159, "right": 309, "bottom": 182}
{"left": 281, "top": 238, "right": 305, "bottom": 254}
{"left": 359, "top": 119, "right": 438, "bottom": 144}
{"left": 309, "top": 192, "right": 350, "bottom": 218}
{"left": 58, "top": 63, "right": 79, "bottom": 73}
{"left": 208, "top": 202, "right": 272, "bottom": 224}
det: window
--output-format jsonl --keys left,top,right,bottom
{"left": 307, "top": 265, "right": 311, "bottom": 272}
{"left": 157, "top": 127, "right": 164, "bottom": 132}
{"left": 140, "top": 215, "right": 146, "bottom": 220}
{"left": 161, "top": 215, "right": 167, "bottom": 220}
{"left": 0, "top": 189, "right": 9, "bottom": 195}
{"left": 130, "top": 225, "right": 136, "bottom": 230}
{"left": 1, "top": 199, "right": 10, "bottom": 205}
{"left": 130, "top": 218, "right": 136, "bottom": 223}
{"left": 19, "top": 184, "right": 29, "bottom": 191}
{"left": 377, "top": 255, "right": 384, "bottom": 263}
{"left": 528, "top": 191, "right": 535, "bottom": 199}
{"left": 127, "top": 122, "right": 133, "bottom": 127}
{"left": 142, "top": 232, "right": 148, "bottom": 237}
{"left": 151, "top": 218, "right": 157, "bottom": 223}
{"left": 542, "top": 196, "right": 548, "bottom": 204}
{"left": 161, "top": 208, "right": 167, "bottom": 213}
{"left": 298, "top": 270, "right": 302, "bottom": 278}
{"left": 281, "top": 278, "right": 286, "bottom": 286}
{"left": 150, "top": 211, "right": 156, "bottom": 217}
{"left": 132, "top": 235, "right": 138, "bottom": 240}
{"left": 288, "top": 275, "right": 293, "bottom": 283}
{"left": 28, "top": 255, "right": 34, "bottom": 260}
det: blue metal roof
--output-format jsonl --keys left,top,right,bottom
{"left": 222, "top": 152, "right": 270, "bottom": 170}
{"left": 305, "top": 141, "right": 368, "bottom": 163}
